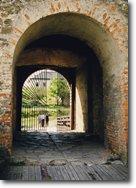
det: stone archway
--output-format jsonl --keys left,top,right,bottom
{"left": 13, "top": 34, "right": 102, "bottom": 135}
{"left": 0, "top": 1, "right": 128, "bottom": 162}
{"left": 20, "top": 68, "right": 72, "bottom": 132}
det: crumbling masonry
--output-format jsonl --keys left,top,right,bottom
{"left": 0, "top": 0, "right": 128, "bottom": 162}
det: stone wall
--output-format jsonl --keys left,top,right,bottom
{"left": 0, "top": 0, "right": 128, "bottom": 162}
{"left": 75, "top": 65, "right": 88, "bottom": 132}
{"left": 103, "top": 66, "right": 128, "bottom": 161}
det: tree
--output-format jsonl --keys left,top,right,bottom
{"left": 22, "top": 86, "right": 47, "bottom": 107}
{"left": 48, "top": 77, "right": 70, "bottom": 106}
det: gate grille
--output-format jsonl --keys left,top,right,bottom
{"left": 21, "top": 69, "right": 71, "bottom": 132}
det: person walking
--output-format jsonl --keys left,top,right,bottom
{"left": 46, "top": 113, "right": 49, "bottom": 127}
{"left": 38, "top": 114, "right": 46, "bottom": 127}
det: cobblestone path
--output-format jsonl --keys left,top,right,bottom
{"left": 1, "top": 132, "right": 128, "bottom": 181}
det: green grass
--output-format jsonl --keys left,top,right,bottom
{"left": 22, "top": 105, "right": 70, "bottom": 117}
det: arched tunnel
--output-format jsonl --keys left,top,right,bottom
{"left": 13, "top": 34, "right": 104, "bottom": 140}
{"left": 0, "top": 4, "right": 128, "bottom": 179}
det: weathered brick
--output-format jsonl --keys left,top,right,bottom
{"left": 0, "top": 0, "right": 128, "bottom": 163}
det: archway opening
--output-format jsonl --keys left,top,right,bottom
{"left": 12, "top": 32, "right": 107, "bottom": 170}
{"left": 0, "top": 0, "right": 128, "bottom": 178}
{"left": 13, "top": 34, "right": 103, "bottom": 140}
{"left": 12, "top": 12, "right": 122, "bottom": 149}
{"left": 21, "top": 68, "right": 71, "bottom": 132}
{"left": 10, "top": 10, "right": 128, "bottom": 174}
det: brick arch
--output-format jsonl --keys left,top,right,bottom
{"left": 9, "top": 0, "right": 127, "bottom": 63}
{"left": 0, "top": 0, "right": 128, "bottom": 162}
{"left": 9, "top": 2, "right": 127, "bottom": 61}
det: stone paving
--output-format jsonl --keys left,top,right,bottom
{"left": 12, "top": 131, "right": 110, "bottom": 166}
{"left": 0, "top": 131, "right": 128, "bottom": 181}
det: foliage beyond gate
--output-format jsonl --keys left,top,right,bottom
{"left": 21, "top": 69, "right": 70, "bottom": 132}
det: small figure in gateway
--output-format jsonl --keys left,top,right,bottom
{"left": 38, "top": 113, "right": 46, "bottom": 127}
{"left": 46, "top": 112, "right": 49, "bottom": 127}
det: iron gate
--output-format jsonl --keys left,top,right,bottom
{"left": 21, "top": 69, "right": 71, "bottom": 132}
